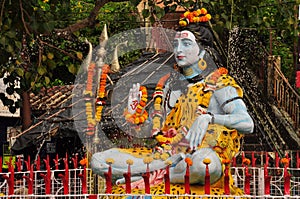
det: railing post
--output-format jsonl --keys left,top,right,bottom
{"left": 282, "top": 154, "right": 291, "bottom": 196}
{"left": 53, "top": 154, "right": 59, "bottom": 170}
{"left": 123, "top": 172, "right": 131, "bottom": 194}
{"left": 35, "top": 155, "right": 41, "bottom": 171}
{"left": 23, "top": 164, "right": 34, "bottom": 194}
{"left": 267, "top": 55, "right": 276, "bottom": 100}
{"left": 184, "top": 164, "right": 190, "bottom": 194}
{"left": 224, "top": 164, "right": 230, "bottom": 195}
{"left": 40, "top": 155, "right": 51, "bottom": 194}
{"left": 78, "top": 166, "right": 87, "bottom": 194}
{"left": 142, "top": 173, "right": 150, "bottom": 194}
{"left": 16, "top": 156, "right": 22, "bottom": 172}
{"left": 244, "top": 165, "right": 251, "bottom": 195}
{"left": 58, "top": 154, "right": 69, "bottom": 195}
{"left": 72, "top": 154, "right": 78, "bottom": 169}
{"left": 251, "top": 152, "right": 257, "bottom": 167}
{"left": 204, "top": 160, "right": 210, "bottom": 195}
{"left": 2, "top": 159, "right": 14, "bottom": 195}
{"left": 164, "top": 164, "right": 170, "bottom": 194}
{"left": 264, "top": 164, "right": 271, "bottom": 195}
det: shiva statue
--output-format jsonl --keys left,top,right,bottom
{"left": 91, "top": 7, "right": 254, "bottom": 195}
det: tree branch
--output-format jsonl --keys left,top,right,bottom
{"left": 38, "top": 38, "right": 80, "bottom": 61}
{"left": 19, "top": 0, "right": 31, "bottom": 35}
{"left": 54, "top": 0, "right": 111, "bottom": 36}
{"left": 0, "top": 0, "right": 6, "bottom": 31}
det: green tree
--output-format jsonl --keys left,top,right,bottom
{"left": 0, "top": 0, "right": 139, "bottom": 129}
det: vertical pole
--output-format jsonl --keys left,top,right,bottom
{"left": 284, "top": 164, "right": 291, "bottom": 195}
{"left": 204, "top": 164, "right": 210, "bottom": 195}
{"left": 164, "top": 165, "right": 170, "bottom": 194}
{"left": 184, "top": 164, "right": 190, "bottom": 194}
{"left": 104, "top": 165, "right": 112, "bottom": 194}
{"left": 244, "top": 166, "right": 251, "bottom": 195}
{"left": 264, "top": 164, "right": 271, "bottom": 195}
{"left": 224, "top": 165, "right": 230, "bottom": 195}
{"left": 142, "top": 173, "right": 150, "bottom": 194}
{"left": 251, "top": 152, "right": 256, "bottom": 167}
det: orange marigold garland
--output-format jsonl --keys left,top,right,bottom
{"left": 151, "top": 73, "right": 170, "bottom": 136}
{"left": 85, "top": 62, "right": 96, "bottom": 135}
{"left": 85, "top": 63, "right": 109, "bottom": 135}
{"left": 179, "top": 8, "right": 212, "bottom": 27}
{"left": 124, "top": 85, "right": 148, "bottom": 125}
{"left": 95, "top": 64, "right": 110, "bottom": 122}
{"left": 205, "top": 67, "right": 228, "bottom": 84}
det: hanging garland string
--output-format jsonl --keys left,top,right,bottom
{"left": 151, "top": 73, "right": 170, "bottom": 136}
{"left": 95, "top": 64, "right": 110, "bottom": 122}
{"left": 84, "top": 63, "right": 110, "bottom": 135}
{"left": 85, "top": 62, "right": 96, "bottom": 135}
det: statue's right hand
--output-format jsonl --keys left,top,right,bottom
{"left": 127, "top": 83, "right": 141, "bottom": 114}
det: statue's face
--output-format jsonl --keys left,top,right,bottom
{"left": 173, "top": 30, "right": 200, "bottom": 68}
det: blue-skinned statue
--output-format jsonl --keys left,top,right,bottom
{"left": 91, "top": 8, "right": 254, "bottom": 196}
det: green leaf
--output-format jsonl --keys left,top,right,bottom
{"left": 15, "top": 68, "right": 24, "bottom": 77}
{"left": 14, "top": 41, "right": 22, "bottom": 49}
{"left": 225, "top": 21, "right": 232, "bottom": 30}
{"left": 0, "top": 37, "right": 6, "bottom": 46}
{"left": 154, "top": 6, "right": 165, "bottom": 19}
{"left": 35, "top": 82, "right": 43, "bottom": 89}
{"left": 68, "top": 64, "right": 77, "bottom": 74}
{"left": 37, "top": 65, "right": 47, "bottom": 75}
{"left": 43, "top": 21, "right": 55, "bottom": 32}
{"left": 46, "top": 59, "right": 56, "bottom": 70}
{"left": 6, "top": 44, "right": 14, "bottom": 53}
{"left": 254, "top": 17, "right": 262, "bottom": 25}
{"left": 25, "top": 72, "right": 32, "bottom": 80}
{"left": 288, "top": 17, "right": 294, "bottom": 25}
{"left": 44, "top": 76, "right": 50, "bottom": 85}
{"left": 5, "top": 30, "right": 16, "bottom": 39}
{"left": 142, "top": 9, "right": 150, "bottom": 18}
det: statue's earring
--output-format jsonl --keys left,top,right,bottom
{"left": 198, "top": 58, "right": 207, "bottom": 70}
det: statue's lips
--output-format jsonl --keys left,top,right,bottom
{"left": 176, "top": 56, "right": 185, "bottom": 60}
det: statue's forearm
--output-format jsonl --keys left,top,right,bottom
{"left": 213, "top": 113, "right": 254, "bottom": 134}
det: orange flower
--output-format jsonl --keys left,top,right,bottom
{"left": 203, "top": 158, "right": 211, "bottom": 165}
{"left": 179, "top": 8, "right": 211, "bottom": 26}
{"left": 222, "top": 159, "right": 231, "bottom": 165}
{"left": 281, "top": 158, "right": 289, "bottom": 166}
{"left": 126, "top": 159, "right": 134, "bottom": 165}
{"left": 242, "top": 158, "right": 251, "bottom": 165}
{"left": 218, "top": 67, "right": 228, "bottom": 75}
{"left": 106, "top": 158, "right": 115, "bottom": 164}
{"left": 185, "top": 157, "right": 193, "bottom": 166}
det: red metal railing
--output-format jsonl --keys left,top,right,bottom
{"left": 0, "top": 151, "right": 299, "bottom": 198}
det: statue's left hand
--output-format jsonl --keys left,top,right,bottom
{"left": 185, "top": 114, "right": 212, "bottom": 150}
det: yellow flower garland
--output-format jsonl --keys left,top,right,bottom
{"left": 85, "top": 63, "right": 109, "bottom": 135}
{"left": 152, "top": 68, "right": 229, "bottom": 153}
